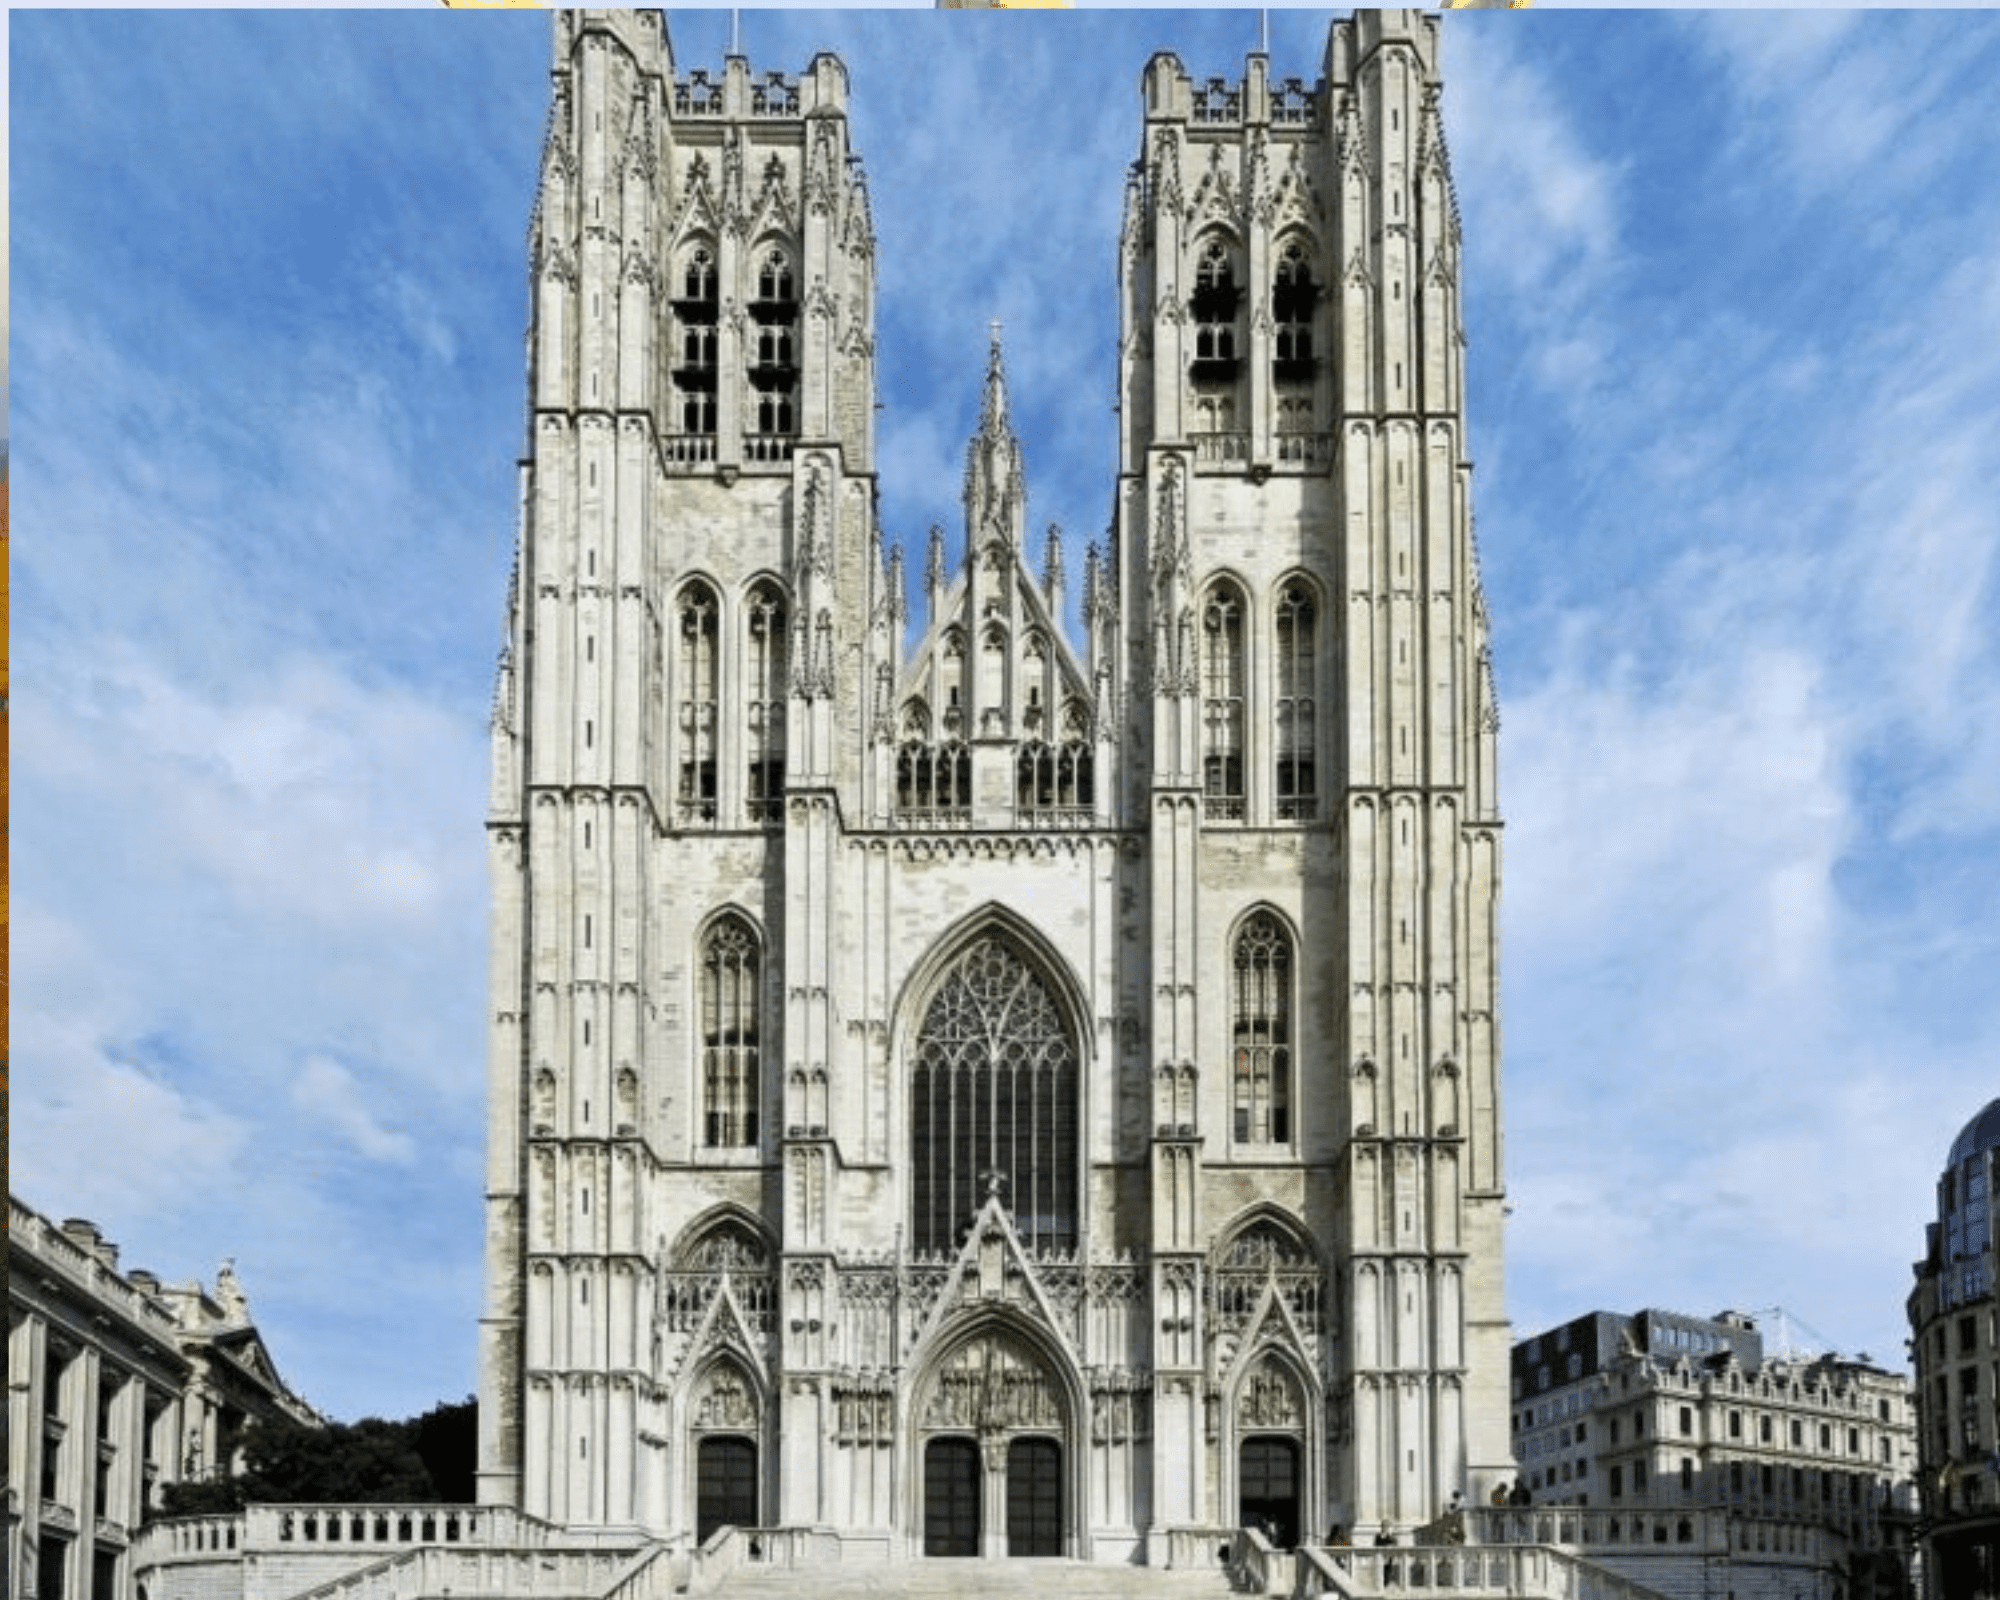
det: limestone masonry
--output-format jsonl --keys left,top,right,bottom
{"left": 477, "top": 7, "right": 1508, "bottom": 1562}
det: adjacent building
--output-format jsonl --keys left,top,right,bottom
{"left": 478, "top": 6, "right": 1510, "bottom": 1565}
{"left": 1909, "top": 1097, "right": 2000, "bottom": 1599}
{"left": 1507, "top": 1309, "right": 1916, "bottom": 1598}
{"left": 7, "top": 1196, "right": 319, "bottom": 1600}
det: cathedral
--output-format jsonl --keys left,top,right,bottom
{"left": 479, "top": 9, "right": 1510, "bottom": 1564}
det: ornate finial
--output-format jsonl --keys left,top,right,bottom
{"left": 979, "top": 324, "right": 1010, "bottom": 435}
{"left": 887, "top": 543, "right": 907, "bottom": 627}
{"left": 1043, "top": 524, "right": 1066, "bottom": 599}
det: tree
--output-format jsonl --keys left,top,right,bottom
{"left": 153, "top": 1398, "right": 477, "bottom": 1519}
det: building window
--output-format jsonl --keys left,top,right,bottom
{"left": 1203, "top": 582, "right": 1246, "bottom": 819}
{"left": 745, "top": 583, "right": 787, "bottom": 825}
{"left": 896, "top": 741, "right": 971, "bottom": 822}
{"left": 1189, "top": 235, "right": 1242, "bottom": 390}
{"left": 674, "top": 244, "right": 720, "bottom": 438}
{"left": 1274, "top": 583, "right": 1317, "bottom": 821}
{"left": 911, "top": 936, "right": 1078, "bottom": 1256}
{"left": 1679, "top": 1406, "right": 1693, "bottom": 1437}
{"left": 678, "top": 583, "right": 720, "bottom": 825}
{"left": 1016, "top": 740, "right": 1093, "bottom": 821}
{"left": 1231, "top": 913, "right": 1293, "bottom": 1145}
{"left": 749, "top": 247, "right": 798, "bottom": 442}
{"left": 700, "top": 916, "right": 760, "bottom": 1148}
{"left": 1272, "top": 238, "right": 1318, "bottom": 385}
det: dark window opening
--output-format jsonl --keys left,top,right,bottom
{"left": 749, "top": 248, "right": 798, "bottom": 437}
{"left": 674, "top": 245, "right": 720, "bottom": 437}
{"left": 1190, "top": 238, "right": 1243, "bottom": 386}
{"left": 1273, "top": 240, "right": 1319, "bottom": 385}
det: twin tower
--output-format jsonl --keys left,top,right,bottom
{"left": 480, "top": 9, "right": 1509, "bottom": 1564}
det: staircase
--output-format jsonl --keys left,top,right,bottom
{"left": 706, "top": 1558, "right": 1233, "bottom": 1598}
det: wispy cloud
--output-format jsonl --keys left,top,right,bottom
{"left": 12, "top": 9, "right": 2000, "bottom": 1420}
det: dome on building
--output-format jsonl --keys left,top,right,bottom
{"left": 1947, "top": 1096, "right": 2000, "bottom": 1169}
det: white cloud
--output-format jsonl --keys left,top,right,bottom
{"left": 294, "top": 1056, "right": 417, "bottom": 1166}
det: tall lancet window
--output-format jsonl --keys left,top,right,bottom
{"left": 1275, "top": 583, "right": 1318, "bottom": 821}
{"left": 674, "top": 244, "right": 720, "bottom": 442}
{"left": 677, "top": 582, "right": 719, "bottom": 826}
{"left": 1232, "top": 913, "right": 1293, "bottom": 1145}
{"left": 1272, "top": 239, "right": 1318, "bottom": 383}
{"left": 911, "top": 937, "right": 1078, "bottom": 1256}
{"left": 745, "top": 583, "right": 787, "bottom": 825}
{"left": 700, "top": 916, "right": 761, "bottom": 1148}
{"left": 1203, "top": 581, "right": 1246, "bottom": 820}
{"left": 749, "top": 247, "right": 799, "bottom": 446}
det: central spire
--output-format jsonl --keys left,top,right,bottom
{"left": 979, "top": 321, "right": 1011, "bottom": 436}
{"left": 965, "top": 325, "right": 1026, "bottom": 555}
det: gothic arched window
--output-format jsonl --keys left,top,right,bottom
{"left": 674, "top": 244, "right": 720, "bottom": 440}
{"left": 678, "top": 581, "right": 720, "bottom": 826}
{"left": 1273, "top": 239, "right": 1318, "bottom": 381}
{"left": 1275, "top": 583, "right": 1318, "bottom": 821}
{"left": 745, "top": 583, "right": 787, "bottom": 825}
{"left": 911, "top": 936, "right": 1078, "bottom": 1255}
{"left": 701, "top": 916, "right": 761, "bottom": 1148}
{"left": 749, "top": 246, "right": 799, "bottom": 444}
{"left": 1191, "top": 236, "right": 1242, "bottom": 381}
{"left": 896, "top": 741, "right": 971, "bottom": 822}
{"left": 1203, "top": 581, "right": 1246, "bottom": 819}
{"left": 1017, "top": 741, "right": 1094, "bottom": 820}
{"left": 1232, "top": 913, "right": 1293, "bottom": 1145}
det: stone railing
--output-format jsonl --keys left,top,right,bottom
{"left": 1300, "top": 1544, "right": 1674, "bottom": 1600}
{"left": 136, "top": 1505, "right": 642, "bottom": 1600}
{"left": 1466, "top": 1506, "right": 1728, "bottom": 1555}
{"left": 661, "top": 436, "right": 716, "bottom": 467}
{"left": 1192, "top": 431, "right": 1250, "bottom": 467}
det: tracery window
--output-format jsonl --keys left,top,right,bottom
{"left": 911, "top": 936, "right": 1078, "bottom": 1254}
{"left": 1190, "top": 236, "right": 1242, "bottom": 383}
{"left": 678, "top": 581, "right": 720, "bottom": 826}
{"left": 745, "top": 583, "right": 787, "bottom": 825}
{"left": 1273, "top": 239, "right": 1318, "bottom": 383}
{"left": 1016, "top": 740, "right": 1094, "bottom": 822}
{"left": 674, "top": 244, "right": 720, "bottom": 439}
{"left": 1203, "top": 582, "right": 1246, "bottom": 819}
{"left": 1232, "top": 913, "right": 1293, "bottom": 1144}
{"left": 700, "top": 916, "right": 761, "bottom": 1148}
{"left": 1275, "top": 584, "right": 1318, "bottom": 821}
{"left": 748, "top": 247, "right": 798, "bottom": 443}
{"left": 896, "top": 741, "right": 972, "bottom": 824}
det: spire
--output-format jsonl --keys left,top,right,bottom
{"left": 980, "top": 321, "right": 1010, "bottom": 436}
{"left": 964, "top": 324, "right": 1027, "bottom": 554}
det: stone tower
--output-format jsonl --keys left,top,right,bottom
{"left": 482, "top": 8, "right": 1508, "bottom": 1558}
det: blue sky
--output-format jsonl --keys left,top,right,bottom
{"left": 12, "top": 9, "right": 2000, "bottom": 1422}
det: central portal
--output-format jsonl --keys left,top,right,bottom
{"left": 917, "top": 1330, "right": 1072, "bottom": 1558}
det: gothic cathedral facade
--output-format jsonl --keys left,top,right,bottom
{"left": 480, "top": 9, "right": 1509, "bottom": 1563}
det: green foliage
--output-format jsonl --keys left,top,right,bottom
{"left": 153, "top": 1397, "right": 478, "bottom": 1519}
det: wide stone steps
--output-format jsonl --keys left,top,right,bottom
{"left": 708, "top": 1558, "right": 1233, "bottom": 1597}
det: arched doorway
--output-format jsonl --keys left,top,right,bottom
{"left": 696, "top": 1436, "right": 758, "bottom": 1541}
{"left": 915, "top": 1330, "right": 1075, "bottom": 1559}
{"left": 1239, "top": 1435, "right": 1301, "bottom": 1549}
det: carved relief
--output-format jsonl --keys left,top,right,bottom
{"left": 691, "top": 1362, "right": 760, "bottom": 1432}
{"left": 1238, "top": 1358, "right": 1303, "bottom": 1430}
{"left": 922, "top": 1335, "right": 1063, "bottom": 1432}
